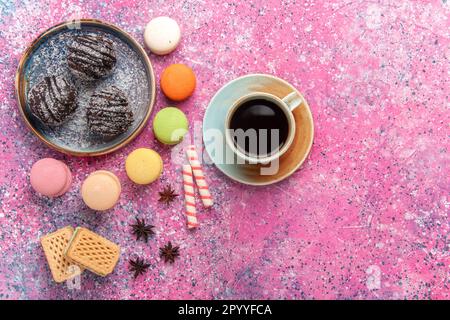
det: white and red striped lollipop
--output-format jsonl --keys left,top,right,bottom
{"left": 186, "top": 145, "right": 213, "bottom": 208}
{"left": 182, "top": 164, "right": 199, "bottom": 229}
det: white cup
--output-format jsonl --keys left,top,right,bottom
{"left": 225, "top": 91, "right": 302, "bottom": 164}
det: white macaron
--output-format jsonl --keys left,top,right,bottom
{"left": 144, "top": 16, "right": 181, "bottom": 55}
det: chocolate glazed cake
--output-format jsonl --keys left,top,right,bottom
{"left": 87, "top": 86, "right": 133, "bottom": 138}
{"left": 67, "top": 34, "right": 117, "bottom": 80}
{"left": 28, "top": 75, "right": 77, "bottom": 126}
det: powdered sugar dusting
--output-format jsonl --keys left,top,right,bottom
{"left": 24, "top": 26, "right": 151, "bottom": 152}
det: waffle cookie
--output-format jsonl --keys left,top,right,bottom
{"left": 40, "top": 226, "right": 83, "bottom": 283}
{"left": 65, "top": 227, "right": 120, "bottom": 276}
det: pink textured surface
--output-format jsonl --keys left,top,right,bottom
{"left": 0, "top": 0, "right": 449, "bottom": 299}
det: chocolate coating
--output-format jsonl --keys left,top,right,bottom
{"left": 28, "top": 75, "right": 77, "bottom": 126}
{"left": 67, "top": 34, "right": 116, "bottom": 80}
{"left": 87, "top": 86, "right": 133, "bottom": 138}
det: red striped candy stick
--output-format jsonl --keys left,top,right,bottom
{"left": 182, "top": 164, "right": 199, "bottom": 229}
{"left": 186, "top": 145, "right": 213, "bottom": 207}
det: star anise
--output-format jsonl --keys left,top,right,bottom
{"left": 159, "top": 241, "right": 180, "bottom": 264}
{"left": 129, "top": 257, "right": 150, "bottom": 278}
{"left": 158, "top": 185, "right": 178, "bottom": 205}
{"left": 130, "top": 217, "right": 155, "bottom": 242}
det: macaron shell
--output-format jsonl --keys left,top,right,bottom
{"left": 125, "top": 148, "right": 163, "bottom": 184}
{"left": 54, "top": 162, "right": 72, "bottom": 197}
{"left": 144, "top": 16, "right": 181, "bottom": 55}
{"left": 30, "top": 158, "right": 68, "bottom": 197}
{"left": 152, "top": 107, "right": 188, "bottom": 145}
{"left": 160, "top": 64, "right": 196, "bottom": 101}
{"left": 81, "top": 170, "right": 121, "bottom": 211}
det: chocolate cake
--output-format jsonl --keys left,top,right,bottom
{"left": 87, "top": 86, "right": 133, "bottom": 138}
{"left": 28, "top": 75, "right": 77, "bottom": 126}
{"left": 67, "top": 34, "right": 116, "bottom": 80}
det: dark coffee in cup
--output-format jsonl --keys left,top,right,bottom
{"left": 229, "top": 98, "right": 289, "bottom": 157}
{"left": 225, "top": 91, "right": 300, "bottom": 165}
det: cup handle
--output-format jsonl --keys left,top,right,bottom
{"left": 282, "top": 91, "right": 303, "bottom": 111}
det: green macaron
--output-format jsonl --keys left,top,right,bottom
{"left": 152, "top": 107, "right": 188, "bottom": 145}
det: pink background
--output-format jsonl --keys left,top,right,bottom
{"left": 0, "top": 0, "right": 449, "bottom": 299}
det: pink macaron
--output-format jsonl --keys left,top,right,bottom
{"left": 30, "top": 158, "right": 72, "bottom": 197}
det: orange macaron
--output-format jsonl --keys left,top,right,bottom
{"left": 160, "top": 63, "right": 196, "bottom": 101}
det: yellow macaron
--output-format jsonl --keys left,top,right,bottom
{"left": 125, "top": 148, "right": 163, "bottom": 185}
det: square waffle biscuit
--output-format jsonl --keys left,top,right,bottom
{"left": 40, "top": 226, "right": 83, "bottom": 283}
{"left": 65, "top": 227, "right": 120, "bottom": 277}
